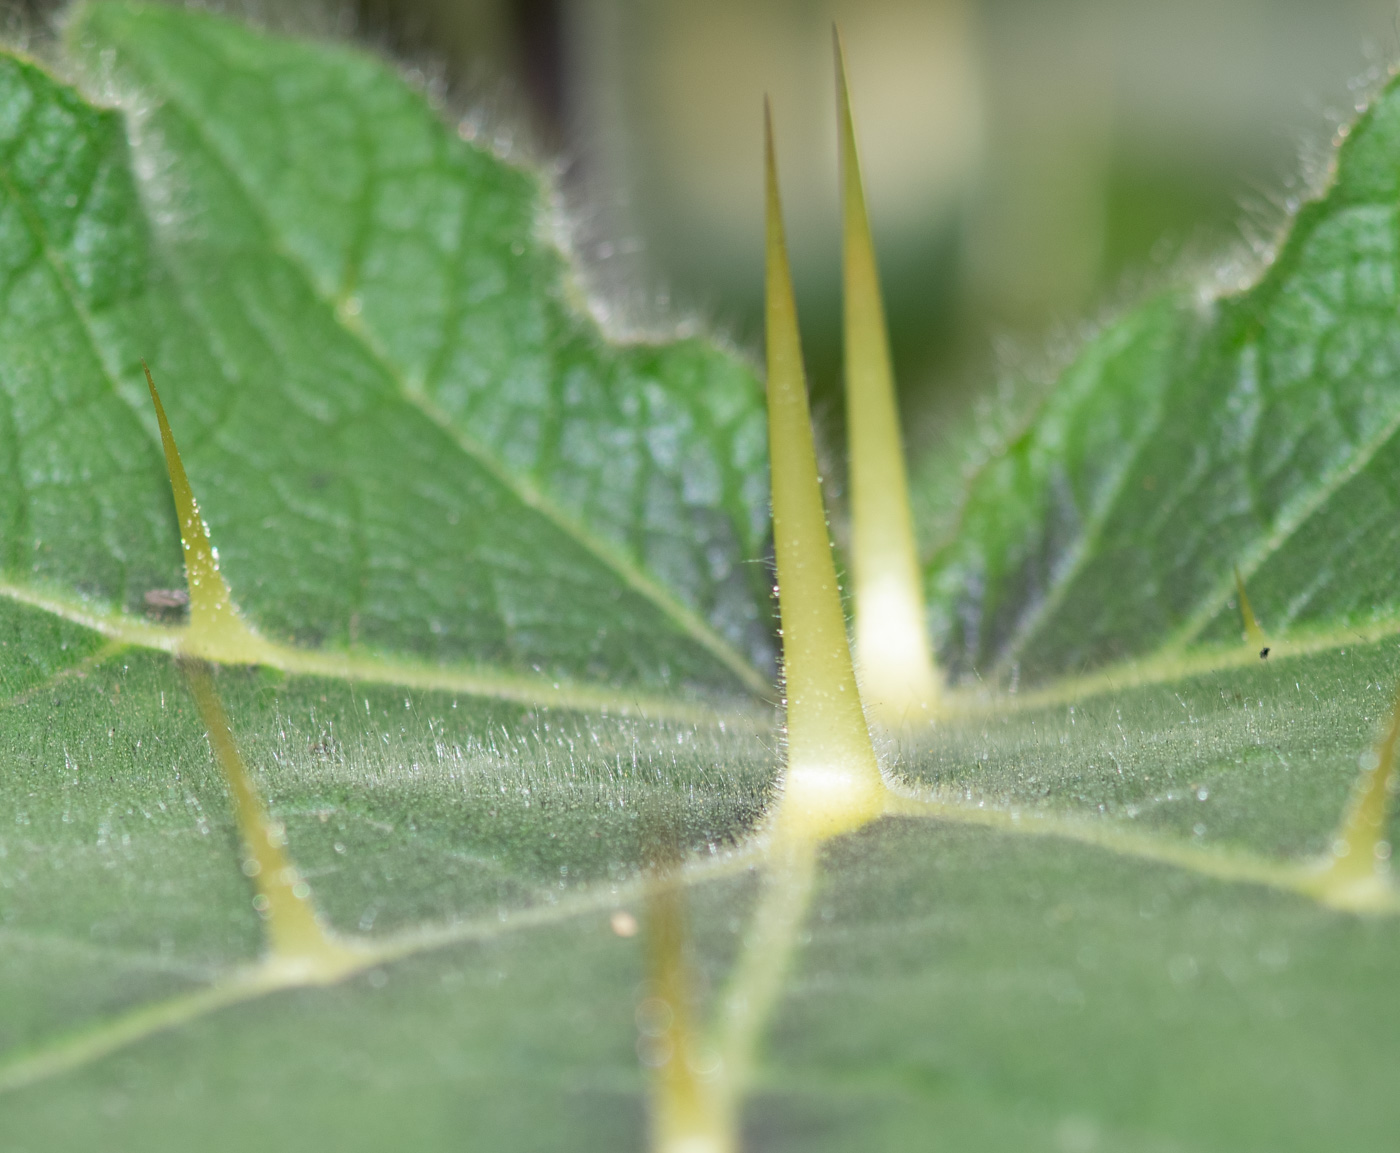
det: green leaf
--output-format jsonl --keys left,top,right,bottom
{"left": 3, "top": 6, "right": 1400, "bottom": 1152}
{"left": 926, "top": 84, "right": 1400, "bottom": 684}
{"left": 8, "top": 1, "right": 773, "bottom": 699}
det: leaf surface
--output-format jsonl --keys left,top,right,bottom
{"left": 2, "top": 7, "right": 1400, "bottom": 1153}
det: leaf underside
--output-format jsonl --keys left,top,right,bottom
{"left": 1, "top": 6, "right": 1399, "bottom": 1152}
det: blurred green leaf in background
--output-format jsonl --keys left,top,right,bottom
{"left": 397, "top": 0, "right": 1400, "bottom": 446}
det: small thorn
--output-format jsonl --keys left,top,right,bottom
{"left": 1311, "top": 683, "right": 1398, "bottom": 911}
{"left": 764, "top": 108, "right": 884, "bottom": 843}
{"left": 834, "top": 31, "right": 942, "bottom": 728}
{"left": 182, "top": 659, "right": 358, "bottom": 977}
{"left": 1233, "top": 565, "right": 1267, "bottom": 652}
{"left": 144, "top": 363, "right": 269, "bottom": 663}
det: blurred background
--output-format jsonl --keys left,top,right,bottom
{"left": 345, "top": 0, "right": 1400, "bottom": 460}
{"left": 19, "top": 0, "right": 1400, "bottom": 459}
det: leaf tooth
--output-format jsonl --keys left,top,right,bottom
{"left": 835, "top": 31, "right": 943, "bottom": 729}
{"left": 144, "top": 363, "right": 271, "bottom": 664}
{"left": 764, "top": 104, "right": 884, "bottom": 842}
{"left": 183, "top": 658, "right": 360, "bottom": 978}
{"left": 1233, "top": 566, "right": 1268, "bottom": 655}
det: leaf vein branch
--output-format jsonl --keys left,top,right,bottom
{"left": 0, "top": 842, "right": 764, "bottom": 1094}
{"left": 0, "top": 577, "right": 762, "bottom": 723}
{"left": 880, "top": 781, "right": 1397, "bottom": 912}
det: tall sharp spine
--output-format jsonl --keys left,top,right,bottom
{"left": 835, "top": 31, "right": 942, "bottom": 727}
{"left": 765, "top": 102, "right": 885, "bottom": 842}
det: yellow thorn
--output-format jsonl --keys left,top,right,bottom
{"left": 764, "top": 103, "right": 885, "bottom": 844}
{"left": 1308, "top": 683, "right": 1398, "bottom": 912}
{"left": 1233, "top": 566, "right": 1268, "bottom": 655}
{"left": 144, "top": 363, "right": 271, "bottom": 664}
{"left": 183, "top": 658, "right": 360, "bottom": 978}
{"left": 642, "top": 875, "right": 731, "bottom": 1153}
{"left": 835, "top": 31, "right": 942, "bottom": 728}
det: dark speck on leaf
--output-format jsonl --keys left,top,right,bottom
{"left": 144, "top": 588, "right": 189, "bottom": 620}
{"left": 1259, "top": 647, "right": 1270, "bottom": 659}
